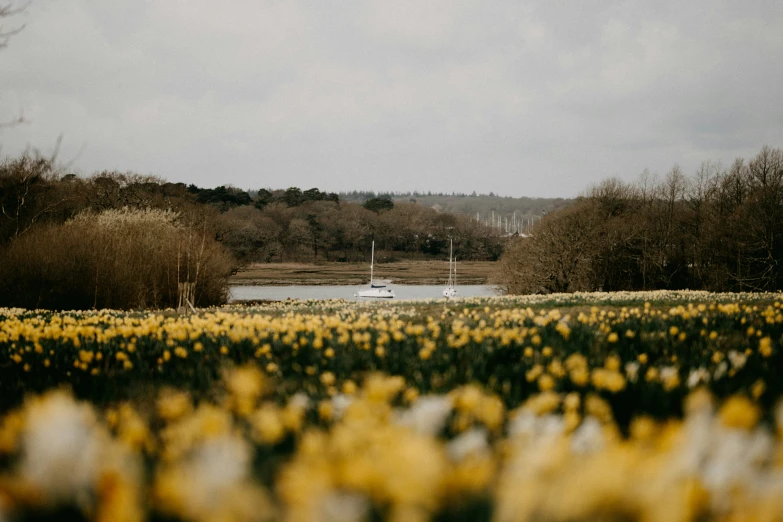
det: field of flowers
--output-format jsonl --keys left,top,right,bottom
{"left": 1, "top": 290, "right": 783, "bottom": 521}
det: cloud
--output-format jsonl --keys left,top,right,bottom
{"left": 1, "top": 0, "right": 781, "bottom": 197}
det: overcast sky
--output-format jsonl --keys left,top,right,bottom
{"left": 1, "top": 1, "right": 782, "bottom": 197}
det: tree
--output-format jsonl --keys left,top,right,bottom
{"left": 498, "top": 145, "right": 783, "bottom": 295}
{"left": 363, "top": 196, "right": 394, "bottom": 213}
{"left": 0, "top": 154, "right": 77, "bottom": 243}
{"left": 254, "top": 188, "right": 275, "bottom": 210}
{"left": 1, "top": 2, "right": 27, "bottom": 128}
{"left": 282, "top": 187, "right": 303, "bottom": 207}
{"left": 499, "top": 201, "right": 603, "bottom": 294}
{"left": 742, "top": 146, "right": 783, "bottom": 289}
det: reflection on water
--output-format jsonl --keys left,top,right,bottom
{"left": 229, "top": 285, "right": 500, "bottom": 302}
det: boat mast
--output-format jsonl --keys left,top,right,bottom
{"left": 370, "top": 240, "right": 375, "bottom": 285}
{"left": 448, "top": 239, "right": 454, "bottom": 287}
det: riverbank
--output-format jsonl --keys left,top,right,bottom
{"left": 230, "top": 260, "right": 500, "bottom": 286}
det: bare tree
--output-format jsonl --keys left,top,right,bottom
{"left": 1, "top": 2, "right": 28, "bottom": 128}
{"left": 499, "top": 201, "right": 604, "bottom": 294}
{"left": 0, "top": 2, "right": 27, "bottom": 48}
{"left": 743, "top": 146, "right": 783, "bottom": 289}
{"left": 499, "top": 145, "right": 783, "bottom": 295}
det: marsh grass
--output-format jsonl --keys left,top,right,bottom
{"left": 0, "top": 208, "right": 234, "bottom": 310}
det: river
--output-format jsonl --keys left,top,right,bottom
{"left": 229, "top": 284, "right": 501, "bottom": 302}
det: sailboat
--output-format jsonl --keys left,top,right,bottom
{"left": 442, "top": 239, "right": 458, "bottom": 298}
{"left": 355, "top": 240, "right": 395, "bottom": 298}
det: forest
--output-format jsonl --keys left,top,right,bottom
{"left": 499, "top": 145, "right": 783, "bottom": 294}
{"left": 338, "top": 190, "right": 572, "bottom": 225}
{"left": 0, "top": 153, "right": 505, "bottom": 309}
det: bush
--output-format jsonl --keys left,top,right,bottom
{"left": 0, "top": 207, "right": 234, "bottom": 310}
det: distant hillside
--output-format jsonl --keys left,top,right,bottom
{"left": 338, "top": 191, "right": 574, "bottom": 224}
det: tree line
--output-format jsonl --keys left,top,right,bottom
{"left": 499, "top": 145, "right": 783, "bottom": 294}
{"left": 0, "top": 153, "right": 505, "bottom": 309}
{"left": 339, "top": 190, "right": 573, "bottom": 223}
{"left": 212, "top": 190, "right": 504, "bottom": 264}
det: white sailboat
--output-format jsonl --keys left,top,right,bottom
{"left": 355, "top": 240, "right": 395, "bottom": 299}
{"left": 443, "top": 239, "right": 458, "bottom": 298}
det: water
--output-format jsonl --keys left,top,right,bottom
{"left": 229, "top": 284, "right": 500, "bottom": 302}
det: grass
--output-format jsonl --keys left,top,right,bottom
{"left": 231, "top": 260, "right": 500, "bottom": 286}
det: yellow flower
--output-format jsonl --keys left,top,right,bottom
{"left": 585, "top": 394, "right": 614, "bottom": 423}
{"left": 538, "top": 373, "right": 556, "bottom": 392}
{"left": 719, "top": 395, "right": 760, "bottom": 430}
{"left": 342, "top": 380, "right": 358, "bottom": 395}
{"left": 317, "top": 401, "right": 333, "bottom": 421}
{"left": 629, "top": 416, "right": 657, "bottom": 441}
{"left": 751, "top": 380, "right": 766, "bottom": 399}
{"left": 157, "top": 389, "right": 192, "bottom": 422}
{"left": 570, "top": 367, "right": 589, "bottom": 387}
{"left": 564, "top": 410, "right": 581, "bottom": 432}
{"left": 251, "top": 404, "right": 285, "bottom": 444}
{"left": 759, "top": 336, "right": 773, "bottom": 357}
{"left": 525, "top": 365, "right": 543, "bottom": 383}
{"left": 320, "top": 371, "right": 336, "bottom": 386}
{"left": 522, "top": 391, "right": 561, "bottom": 415}
{"left": 564, "top": 392, "right": 580, "bottom": 411}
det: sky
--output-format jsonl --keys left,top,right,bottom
{"left": 1, "top": 1, "right": 782, "bottom": 198}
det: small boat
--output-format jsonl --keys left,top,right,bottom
{"left": 355, "top": 241, "right": 395, "bottom": 298}
{"left": 443, "top": 239, "right": 458, "bottom": 298}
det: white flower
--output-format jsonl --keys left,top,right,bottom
{"left": 570, "top": 416, "right": 604, "bottom": 454}
{"left": 447, "top": 428, "right": 489, "bottom": 462}
{"left": 395, "top": 395, "right": 453, "bottom": 436}
{"left": 687, "top": 367, "right": 711, "bottom": 388}
{"left": 625, "top": 362, "right": 640, "bottom": 382}
{"left": 331, "top": 394, "right": 353, "bottom": 421}
{"left": 701, "top": 428, "right": 774, "bottom": 508}
{"left": 20, "top": 391, "right": 103, "bottom": 503}
{"left": 728, "top": 350, "right": 747, "bottom": 370}
{"left": 320, "top": 492, "right": 370, "bottom": 522}
{"left": 660, "top": 366, "right": 679, "bottom": 382}
{"left": 508, "top": 412, "right": 564, "bottom": 441}
{"left": 289, "top": 392, "right": 310, "bottom": 410}
{"left": 714, "top": 362, "right": 728, "bottom": 380}
{"left": 173, "top": 434, "right": 252, "bottom": 513}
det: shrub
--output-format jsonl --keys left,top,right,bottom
{"left": 0, "top": 207, "right": 234, "bottom": 310}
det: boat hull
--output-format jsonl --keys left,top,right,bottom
{"left": 356, "top": 288, "right": 395, "bottom": 298}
